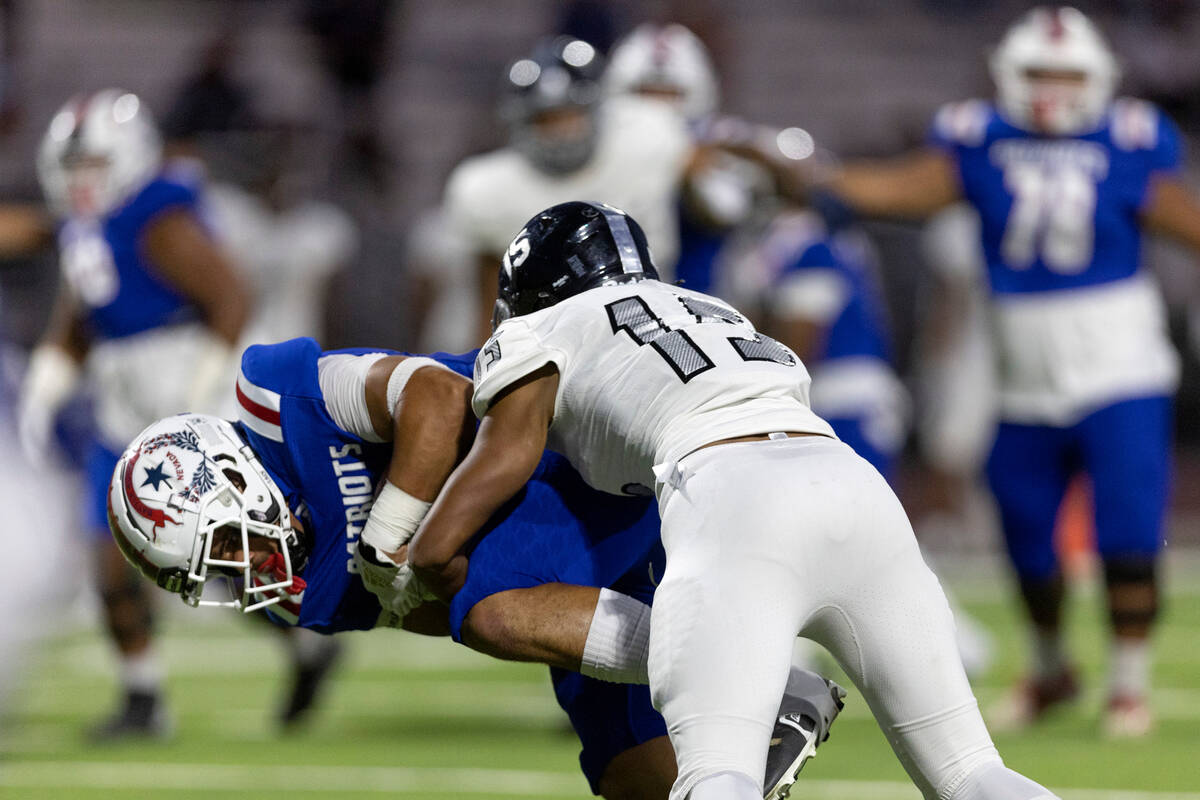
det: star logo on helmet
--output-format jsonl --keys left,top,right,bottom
{"left": 140, "top": 460, "right": 173, "bottom": 492}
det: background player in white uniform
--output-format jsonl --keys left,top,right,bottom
{"left": 817, "top": 6, "right": 1200, "bottom": 736}
{"left": 406, "top": 201, "right": 1061, "bottom": 800}
{"left": 204, "top": 125, "right": 357, "bottom": 347}
{"left": 443, "top": 35, "right": 693, "bottom": 343}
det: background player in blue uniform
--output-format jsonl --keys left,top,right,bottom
{"left": 15, "top": 89, "right": 254, "bottom": 740}
{"left": 748, "top": 210, "right": 907, "bottom": 480}
{"left": 107, "top": 337, "right": 843, "bottom": 800}
{"left": 819, "top": 6, "right": 1200, "bottom": 736}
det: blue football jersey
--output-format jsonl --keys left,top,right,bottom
{"left": 57, "top": 170, "right": 207, "bottom": 340}
{"left": 234, "top": 337, "right": 475, "bottom": 632}
{"left": 929, "top": 98, "right": 1181, "bottom": 295}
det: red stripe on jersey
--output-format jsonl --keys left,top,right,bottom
{"left": 237, "top": 382, "right": 281, "bottom": 426}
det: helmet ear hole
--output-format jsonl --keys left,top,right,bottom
{"left": 221, "top": 467, "right": 246, "bottom": 492}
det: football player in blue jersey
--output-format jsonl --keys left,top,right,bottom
{"left": 817, "top": 6, "right": 1200, "bottom": 736}
{"left": 15, "top": 89, "right": 255, "bottom": 740}
{"left": 107, "top": 337, "right": 843, "bottom": 800}
{"left": 738, "top": 212, "right": 907, "bottom": 482}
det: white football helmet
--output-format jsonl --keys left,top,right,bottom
{"left": 37, "top": 89, "right": 163, "bottom": 218}
{"left": 989, "top": 6, "right": 1119, "bottom": 136}
{"left": 107, "top": 414, "right": 303, "bottom": 613}
{"left": 606, "top": 23, "right": 718, "bottom": 122}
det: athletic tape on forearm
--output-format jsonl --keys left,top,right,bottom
{"left": 386, "top": 356, "right": 452, "bottom": 417}
{"left": 580, "top": 588, "right": 651, "bottom": 685}
{"left": 360, "top": 481, "right": 432, "bottom": 554}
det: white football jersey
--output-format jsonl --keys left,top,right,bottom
{"left": 207, "top": 182, "right": 357, "bottom": 344}
{"left": 444, "top": 95, "right": 691, "bottom": 280}
{"left": 473, "top": 280, "right": 834, "bottom": 495}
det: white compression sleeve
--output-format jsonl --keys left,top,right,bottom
{"left": 385, "top": 356, "right": 453, "bottom": 415}
{"left": 580, "top": 588, "right": 652, "bottom": 685}
{"left": 317, "top": 352, "right": 389, "bottom": 441}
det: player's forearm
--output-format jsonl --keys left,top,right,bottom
{"left": 826, "top": 150, "right": 960, "bottom": 220}
{"left": 386, "top": 366, "right": 475, "bottom": 501}
{"left": 202, "top": 291, "right": 250, "bottom": 347}
{"left": 409, "top": 436, "right": 543, "bottom": 600}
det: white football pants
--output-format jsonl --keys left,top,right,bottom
{"left": 649, "top": 436, "right": 1057, "bottom": 800}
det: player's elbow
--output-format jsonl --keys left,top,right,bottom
{"left": 408, "top": 533, "right": 456, "bottom": 580}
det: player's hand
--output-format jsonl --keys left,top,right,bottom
{"left": 353, "top": 540, "right": 432, "bottom": 622}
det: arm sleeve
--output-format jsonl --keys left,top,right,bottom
{"left": 471, "top": 319, "right": 566, "bottom": 418}
{"left": 1149, "top": 109, "right": 1183, "bottom": 174}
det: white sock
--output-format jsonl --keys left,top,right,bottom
{"left": 689, "top": 771, "right": 761, "bottom": 800}
{"left": 1108, "top": 637, "right": 1150, "bottom": 699}
{"left": 120, "top": 649, "right": 164, "bottom": 694}
{"left": 1032, "top": 629, "right": 1067, "bottom": 678}
{"left": 580, "top": 588, "right": 651, "bottom": 685}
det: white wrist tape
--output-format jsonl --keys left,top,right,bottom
{"left": 360, "top": 481, "right": 432, "bottom": 554}
{"left": 580, "top": 588, "right": 651, "bottom": 685}
{"left": 186, "top": 334, "right": 237, "bottom": 413}
{"left": 386, "top": 356, "right": 452, "bottom": 416}
{"left": 17, "top": 345, "right": 82, "bottom": 461}
{"left": 21, "top": 345, "right": 81, "bottom": 417}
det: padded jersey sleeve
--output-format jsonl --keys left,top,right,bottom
{"left": 927, "top": 99, "right": 991, "bottom": 153}
{"left": 124, "top": 176, "right": 202, "bottom": 232}
{"left": 1148, "top": 106, "right": 1182, "bottom": 174}
{"left": 471, "top": 317, "right": 567, "bottom": 418}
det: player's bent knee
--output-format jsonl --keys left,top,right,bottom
{"left": 461, "top": 592, "right": 526, "bottom": 661}
{"left": 596, "top": 736, "right": 676, "bottom": 800}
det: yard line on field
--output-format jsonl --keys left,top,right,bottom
{"left": 0, "top": 761, "right": 585, "bottom": 796}
{"left": 1, "top": 764, "right": 1197, "bottom": 800}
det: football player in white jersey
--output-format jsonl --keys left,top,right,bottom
{"left": 811, "top": 6, "right": 1200, "bottom": 736}
{"left": 405, "top": 202, "right": 1061, "bottom": 800}
{"left": 442, "top": 36, "right": 693, "bottom": 343}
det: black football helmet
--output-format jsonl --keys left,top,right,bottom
{"left": 493, "top": 201, "right": 658, "bottom": 328}
{"left": 500, "top": 36, "right": 604, "bottom": 174}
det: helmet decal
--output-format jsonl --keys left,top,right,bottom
{"left": 121, "top": 449, "right": 180, "bottom": 538}
{"left": 503, "top": 233, "right": 531, "bottom": 277}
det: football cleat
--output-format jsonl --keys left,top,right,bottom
{"left": 988, "top": 666, "right": 1080, "bottom": 731}
{"left": 86, "top": 690, "right": 173, "bottom": 744}
{"left": 763, "top": 667, "right": 846, "bottom": 800}
{"left": 278, "top": 634, "right": 344, "bottom": 729}
{"left": 1102, "top": 694, "right": 1153, "bottom": 739}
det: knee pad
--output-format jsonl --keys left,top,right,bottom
{"left": 100, "top": 580, "right": 155, "bottom": 644}
{"left": 1102, "top": 557, "right": 1159, "bottom": 629}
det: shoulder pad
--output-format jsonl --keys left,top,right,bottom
{"left": 1109, "top": 98, "right": 1159, "bottom": 152}
{"left": 932, "top": 99, "right": 992, "bottom": 147}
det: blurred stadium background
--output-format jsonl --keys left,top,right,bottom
{"left": 1, "top": 0, "right": 1198, "bottom": 798}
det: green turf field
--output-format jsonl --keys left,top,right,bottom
{"left": 3, "top": 551, "right": 1197, "bottom": 800}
